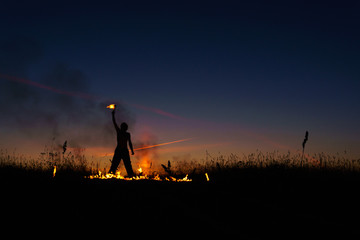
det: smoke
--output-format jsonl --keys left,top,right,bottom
{"left": 0, "top": 37, "right": 135, "bottom": 151}
{"left": 133, "top": 131, "right": 159, "bottom": 170}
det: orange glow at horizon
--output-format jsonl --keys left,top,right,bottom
{"left": 86, "top": 138, "right": 194, "bottom": 161}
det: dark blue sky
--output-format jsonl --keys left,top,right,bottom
{"left": 1, "top": 1, "right": 360, "bottom": 159}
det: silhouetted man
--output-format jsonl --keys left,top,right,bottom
{"left": 109, "top": 107, "right": 135, "bottom": 177}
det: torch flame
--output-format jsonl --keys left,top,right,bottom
{"left": 106, "top": 104, "right": 116, "bottom": 109}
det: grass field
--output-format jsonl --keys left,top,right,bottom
{"left": 2, "top": 149, "right": 360, "bottom": 238}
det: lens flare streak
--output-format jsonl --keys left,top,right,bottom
{"left": 134, "top": 138, "right": 193, "bottom": 151}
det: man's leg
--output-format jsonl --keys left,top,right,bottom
{"left": 109, "top": 152, "right": 121, "bottom": 174}
{"left": 122, "top": 152, "right": 134, "bottom": 177}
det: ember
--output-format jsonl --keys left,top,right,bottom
{"left": 205, "top": 173, "right": 210, "bottom": 181}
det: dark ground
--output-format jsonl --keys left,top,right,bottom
{"left": 2, "top": 168, "right": 360, "bottom": 239}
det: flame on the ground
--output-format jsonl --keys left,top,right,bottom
{"left": 205, "top": 172, "right": 210, "bottom": 181}
{"left": 106, "top": 104, "right": 116, "bottom": 109}
{"left": 87, "top": 170, "right": 191, "bottom": 182}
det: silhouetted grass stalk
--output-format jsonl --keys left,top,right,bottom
{"left": 301, "top": 131, "right": 309, "bottom": 167}
{"left": 1, "top": 148, "right": 360, "bottom": 180}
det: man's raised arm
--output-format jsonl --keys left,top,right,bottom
{"left": 112, "top": 110, "right": 120, "bottom": 131}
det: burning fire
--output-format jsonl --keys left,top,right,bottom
{"left": 87, "top": 170, "right": 191, "bottom": 182}
{"left": 53, "top": 165, "right": 56, "bottom": 178}
{"left": 86, "top": 132, "right": 193, "bottom": 181}
{"left": 205, "top": 173, "right": 210, "bottom": 181}
{"left": 106, "top": 104, "right": 116, "bottom": 109}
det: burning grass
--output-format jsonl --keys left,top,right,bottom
{"left": 87, "top": 169, "right": 191, "bottom": 182}
{"left": 3, "top": 148, "right": 360, "bottom": 238}
{"left": 1, "top": 147, "right": 360, "bottom": 182}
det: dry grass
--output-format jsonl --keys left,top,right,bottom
{"left": 2, "top": 147, "right": 360, "bottom": 181}
{"left": 172, "top": 150, "right": 360, "bottom": 181}
{"left": 0, "top": 146, "right": 89, "bottom": 179}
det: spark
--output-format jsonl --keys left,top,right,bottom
{"left": 53, "top": 165, "right": 56, "bottom": 178}
{"left": 205, "top": 173, "right": 210, "bottom": 181}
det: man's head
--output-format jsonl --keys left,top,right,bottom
{"left": 120, "top": 122, "right": 128, "bottom": 131}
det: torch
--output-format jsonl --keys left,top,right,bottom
{"left": 106, "top": 104, "right": 116, "bottom": 110}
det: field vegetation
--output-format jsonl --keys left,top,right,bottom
{"left": 2, "top": 147, "right": 360, "bottom": 181}
{"left": 2, "top": 148, "right": 360, "bottom": 238}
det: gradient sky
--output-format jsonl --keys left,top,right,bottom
{"left": 1, "top": 1, "right": 360, "bottom": 165}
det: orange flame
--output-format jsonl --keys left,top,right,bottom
{"left": 106, "top": 104, "right": 116, "bottom": 109}
{"left": 205, "top": 173, "right": 210, "bottom": 181}
{"left": 87, "top": 170, "right": 191, "bottom": 182}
